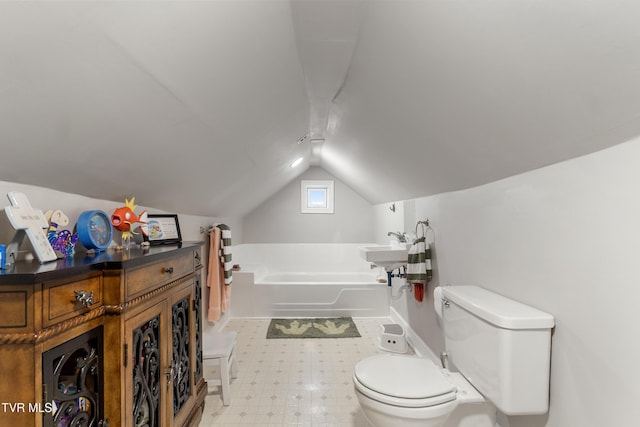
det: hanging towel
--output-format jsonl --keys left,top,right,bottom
{"left": 207, "top": 224, "right": 233, "bottom": 321}
{"left": 218, "top": 224, "right": 233, "bottom": 286}
{"left": 207, "top": 227, "right": 224, "bottom": 321}
{"left": 406, "top": 236, "right": 433, "bottom": 283}
{"left": 406, "top": 236, "right": 432, "bottom": 302}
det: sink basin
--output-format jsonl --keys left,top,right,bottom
{"left": 359, "top": 243, "right": 411, "bottom": 271}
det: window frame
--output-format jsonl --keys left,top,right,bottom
{"left": 301, "top": 180, "right": 334, "bottom": 214}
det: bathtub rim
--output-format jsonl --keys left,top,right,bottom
{"left": 254, "top": 271, "right": 384, "bottom": 286}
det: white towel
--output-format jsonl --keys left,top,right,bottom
{"left": 406, "top": 237, "right": 432, "bottom": 284}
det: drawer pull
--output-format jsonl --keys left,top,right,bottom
{"left": 74, "top": 290, "right": 94, "bottom": 307}
{"left": 162, "top": 266, "right": 174, "bottom": 274}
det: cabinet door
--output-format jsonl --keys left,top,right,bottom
{"left": 169, "top": 286, "right": 194, "bottom": 426}
{"left": 125, "top": 302, "right": 169, "bottom": 427}
{"left": 42, "top": 326, "right": 106, "bottom": 427}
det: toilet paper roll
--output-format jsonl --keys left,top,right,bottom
{"left": 433, "top": 286, "right": 443, "bottom": 318}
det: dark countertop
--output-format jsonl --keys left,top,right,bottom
{"left": 0, "top": 241, "right": 203, "bottom": 285}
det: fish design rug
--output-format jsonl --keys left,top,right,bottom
{"left": 266, "top": 317, "right": 361, "bottom": 339}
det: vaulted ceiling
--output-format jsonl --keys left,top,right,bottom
{"left": 1, "top": 1, "right": 640, "bottom": 217}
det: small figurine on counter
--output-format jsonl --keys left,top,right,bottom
{"left": 111, "top": 197, "right": 148, "bottom": 246}
{"left": 44, "top": 209, "right": 79, "bottom": 257}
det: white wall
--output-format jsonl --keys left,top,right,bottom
{"left": 0, "top": 180, "right": 240, "bottom": 246}
{"left": 243, "top": 167, "right": 374, "bottom": 243}
{"left": 373, "top": 200, "right": 405, "bottom": 245}
{"left": 383, "top": 138, "right": 640, "bottom": 427}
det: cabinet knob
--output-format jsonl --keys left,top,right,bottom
{"left": 165, "top": 361, "right": 176, "bottom": 384}
{"left": 162, "top": 266, "right": 174, "bottom": 274}
{"left": 74, "top": 290, "right": 94, "bottom": 307}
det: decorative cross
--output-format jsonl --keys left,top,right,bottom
{"left": 4, "top": 192, "right": 57, "bottom": 263}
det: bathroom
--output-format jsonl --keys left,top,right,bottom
{"left": 204, "top": 143, "right": 640, "bottom": 427}
{"left": 0, "top": 1, "right": 640, "bottom": 427}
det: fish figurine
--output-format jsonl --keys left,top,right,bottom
{"left": 111, "top": 197, "right": 148, "bottom": 241}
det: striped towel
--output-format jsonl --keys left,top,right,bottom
{"left": 406, "top": 237, "right": 432, "bottom": 284}
{"left": 217, "top": 224, "right": 233, "bottom": 285}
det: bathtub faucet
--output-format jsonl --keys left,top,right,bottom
{"left": 387, "top": 231, "right": 407, "bottom": 243}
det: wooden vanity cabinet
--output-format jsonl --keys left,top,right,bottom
{"left": 0, "top": 242, "right": 206, "bottom": 427}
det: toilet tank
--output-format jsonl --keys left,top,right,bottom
{"left": 441, "top": 286, "right": 554, "bottom": 415}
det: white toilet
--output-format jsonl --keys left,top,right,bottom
{"left": 353, "top": 285, "right": 554, "bottom": 427}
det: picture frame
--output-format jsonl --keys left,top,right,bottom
{"left": 145, "top": 214, "right": 182, "bottom": 245}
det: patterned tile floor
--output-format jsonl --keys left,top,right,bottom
{"left": 199, "top": 317, "right": 399, "bottom": 427}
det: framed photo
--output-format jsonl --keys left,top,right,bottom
{"left": 146, "top": 214, "right": 182, "bottom": 245}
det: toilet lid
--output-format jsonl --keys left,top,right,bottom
{"left": 354, "top": 354, "right": 455, "bottom": 400}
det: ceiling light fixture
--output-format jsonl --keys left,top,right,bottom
{"left": 290, "top": 157, "right": 304, "bottom": 168}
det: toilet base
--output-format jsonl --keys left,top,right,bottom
{"left": 355, "top": 387, "right": 459, "bottom": 427}
{"left": 355, "top": 388, "right": 496, "bottom": 427}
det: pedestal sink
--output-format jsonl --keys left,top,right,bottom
{"left": 359, "top": 243, "right": 411, "bottom": 271}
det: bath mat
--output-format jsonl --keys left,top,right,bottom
{"left": 266, "top": 317, "right": 361, "bottom": 339}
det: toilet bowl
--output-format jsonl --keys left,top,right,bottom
{"left": 353, "top": 285, "right": 554, "bottom": 426}
{"left": 353, "top": 353, "right": 487, "bottom": 427}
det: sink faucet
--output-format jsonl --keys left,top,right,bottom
{"left": 387, "top": 231, "right": 406, "bottom": 243}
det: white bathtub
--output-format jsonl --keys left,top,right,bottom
{"left": 251, "top": 271, "right": 388, "bottom": 317}
{"left": 229, "top": 244, "right": 390, "bottom": 318}
{"left": 258, "top": 272, "right": 378, "bottom": 284}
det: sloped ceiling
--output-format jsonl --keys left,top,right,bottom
{"left": 0, "top": 1, "right": 310, "bottom": 216}
{"left": 1, "top": 1, "right": 640, "bottom": 217}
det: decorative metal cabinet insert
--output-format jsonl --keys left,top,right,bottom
{"left": 132, "top": 315, "right": 161, "bottom": 427}
{"left": 42, "top": 326, "right": 106, "bottom": 427}
{"left": 172, "top": 296, "right": 191, "bottom": 416}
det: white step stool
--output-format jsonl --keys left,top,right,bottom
{"left": 378, "top": 323, "right": 407, "bottom": 353}
{"left": 203, "top": 331, "right": 237, "bottom": 406}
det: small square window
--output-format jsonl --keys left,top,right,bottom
{"left": 301, "top": 180, "right": 334, "bottom": 213}
{"left": 308, "top": 188, "right": 327, "bottom": 208}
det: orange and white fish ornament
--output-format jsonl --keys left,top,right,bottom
{"left": 110, "top": 197, "right": 148, "bottom": 240}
